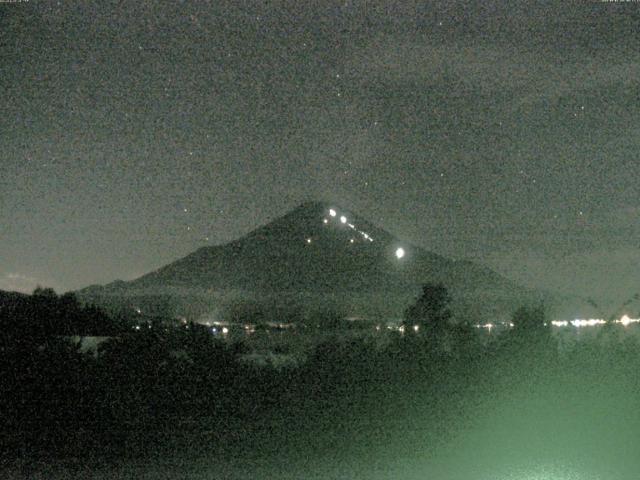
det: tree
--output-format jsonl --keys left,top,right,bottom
{"left": 512, "top": 305, "right": 546, "bottom": 331}
{"left": 403, "top": 283, "right": 452, "bottom": 334}
{"left": 510, "top": 304, "right": 550, "bottom": 342}
{"left": 32, "top": 286, "right": 57, "bottom": 299}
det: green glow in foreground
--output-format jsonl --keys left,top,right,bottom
{"left": 481, "top": 464, "right": 599, "bottom": 480}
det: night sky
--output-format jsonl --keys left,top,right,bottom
{"left": 2, "top": 1, "right": 639, "bottom": 304}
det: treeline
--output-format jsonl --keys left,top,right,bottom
{"left": 2, "top": 284, "right": 640, "bottom": 465}
{"left": 0, "top": 287, "right": 127, "bottom": 338}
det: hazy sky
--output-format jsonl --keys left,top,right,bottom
{"left": 2, "top": 1, "right": 639, "bottom": 302}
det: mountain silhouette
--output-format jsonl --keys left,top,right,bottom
{"left": 80, "top": 201, "right": 541, "bottom": 322}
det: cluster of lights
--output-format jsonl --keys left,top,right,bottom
{"left": 470, "top": 316, "right": 640, "bottom": 331}
{"left": 553, "top": 315, "right": 640, "bottom": 328}
{"left": 210, "top": 326, "right": 229, "bottom": 334}
{"left": 133, "top": 324, "right": 152, "bottom": 331}
{"left": 476, "top": 323, "right": 495, "bottom": 330}
{"left": 322, "top": 208, "right": 409, "bottom": 262}
{"left": 378, "top": 324, "right": 420, "bottom": 333}
{"left": 552, "top": 319, "right": 606, "bottom": 328}
{"left": 325, "top": 207, "right": 374, "bottom": 243}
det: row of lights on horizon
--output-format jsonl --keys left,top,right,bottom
{"left": 130, "top": 311, "right": 640, "bottom": 335}
{"left": 473, "top": 315, "right": 640, "bottom": 331}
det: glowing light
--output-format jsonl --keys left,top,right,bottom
{"left": 306, "top": 238, "right": 312, "bottom": 244}
{"left": 222, "top": 327, "right": 229, "bottom": 334}
{"left": 570, "top": 318, "right": 606, "bottom": 327}
{"left": 359, "top": 230, "right": 373, "bottom": 242}
{"left": 413, "top": 325, "right": 419, "bottom": 332}
{"left": 340, "top": 215, "right": 347, "bottom": 224}
{"left": 552, "top": 320, "right": 569, "bottom": 327}
{"left": 619, "top": 314, "right": 639, "bottom": 326}
{"left": 475, "top": 323, "right": 494, "bottom": 330}
{"left": 243, "top": 324, "right": 256, "bottom": 334}
{"left": 350, "top": 238, "right": 354, "bottom": 243}
{"left": 395, "top": 247, "right": 405, "bottom": 259}
{"left": 329, "top": 209, "right": 337, "bottom": 217}
{"left": 323, "top": 218, "right": 328, "bottom": 224}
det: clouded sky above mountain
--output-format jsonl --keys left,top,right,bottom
{"left": 2, "top": 0, "right": 639, "bottom": 304}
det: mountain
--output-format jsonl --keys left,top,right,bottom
{"left": 79, "top": 202, "right": 546, "bottom": 323}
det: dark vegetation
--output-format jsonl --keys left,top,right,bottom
{"left": 1, "top": 284, "right": 640, "bottom": 476}
{"left": 0, "top": 287, "right": 126, "bottom": 338}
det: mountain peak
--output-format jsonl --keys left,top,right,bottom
{"left": 246, "top": 201, "right": 384, "bottom": 244}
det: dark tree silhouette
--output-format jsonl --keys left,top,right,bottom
{"left": 403, "top": 283, "right": 452, "bottom": 333}
{"left": 0, "top": 287, "right": 124, "bottom": 338}
{"left": 32, "top": 286, "right": 58, "bottom": 299}
{"left": 510, "top": 304, "right": 550, "bottom": 341}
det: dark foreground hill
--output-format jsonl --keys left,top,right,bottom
{"left": 79, "top": 202, "right": 548, "bottom": 322}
